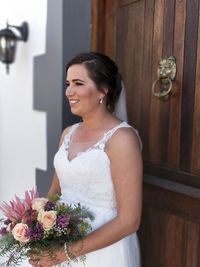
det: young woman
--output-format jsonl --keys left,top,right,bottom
{"left": 30, "top": 52, "right": 143, "bottom": 267}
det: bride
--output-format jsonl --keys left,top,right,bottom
{"left": 29, "top": 52, "right": 143, "bottom": 267}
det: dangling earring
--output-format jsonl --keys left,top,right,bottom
{"left": 99, "top": 97, "right": 103, "bottom": 104}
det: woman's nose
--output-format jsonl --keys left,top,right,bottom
{"left": 65, "top": 85, "right": 73, "bottom": 96}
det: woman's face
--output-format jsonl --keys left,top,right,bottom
{"left": 66, "top": 64, "right": 104, "bottom": 117}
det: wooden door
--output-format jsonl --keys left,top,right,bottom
{"left": 92, "top": 0, "right": 200, "bottom": 266}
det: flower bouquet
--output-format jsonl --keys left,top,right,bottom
{"left": 0, "top": 189, "right": 93, "bottom": 266}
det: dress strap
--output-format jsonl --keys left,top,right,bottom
{"left": 69, "top": 123, "right": 81, "bottom": 135}
{"left": 103, "top": 121, "right": 131, "bottom": 142}
{"left": 92, "top": 122, "right": 129, "bottom": 150}
{"left": 63, "top": 123, "right": 81, "bottom": 150}
{"left": 95, "top": 121, "right": 142, "bottom": 150}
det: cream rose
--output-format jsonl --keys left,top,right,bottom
{"left": 31, "top": 197, "right": 48, "bottom": 212}
{"left": 6, "top": 223, "right": 12, "bottom": 233}
{"left": 12, "top": 223, "right": 30, "bottom": 243}
{"left": 38, "top": 210, "right": 57, "bottom": 230}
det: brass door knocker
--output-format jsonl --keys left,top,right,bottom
{"left": 152, "top": 56, "right": 177, "bottom": 99}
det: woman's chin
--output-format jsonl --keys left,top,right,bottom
{"left": 70, "top": 108, "right": 81, "bottom": 116}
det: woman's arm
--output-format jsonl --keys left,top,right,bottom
{"left": 46, "top": 173, "right": 61, "bottom": 197}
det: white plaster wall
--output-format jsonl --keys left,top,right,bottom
{"left": 0, "top": 0, "right": 47, "bottom": 204}
{"left": 0, "top": 0, "right": 47, "bottom": 265}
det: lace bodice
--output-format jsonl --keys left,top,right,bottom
{"left": 53, "top": 122, "right": 141, "bottom": 230}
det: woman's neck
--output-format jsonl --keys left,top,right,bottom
{"left": 81, "top": 109, "right": 117, "bottom": 130}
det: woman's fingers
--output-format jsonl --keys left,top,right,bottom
{"left": 28, "top": 252, "right": 62, "bottom": 267}
{"left": 28, "top": 258, "right": 42, "bottom": 267}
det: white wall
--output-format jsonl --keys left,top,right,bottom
{"left": 0, "top": 1, "right": 47, "bottom": 266}
{"left": 0, "top": 0, "right": 47, "bottom": 201}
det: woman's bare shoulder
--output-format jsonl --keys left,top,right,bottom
{"left": 107, "top": 126, "right": 141, "bottom": 155}
{"left": 58, "top": 125, "right": 73, "bottom": 146}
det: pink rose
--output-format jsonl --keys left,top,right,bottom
{"left": 31, "top": 197, "right": 48, "bottom": 212}
{"left": 12, "top": 223, "right": 30, "bottom": 243}
{"left": 39, "top": 210, "right": 57, "bottom": 230}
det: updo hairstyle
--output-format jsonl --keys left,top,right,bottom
{"left": 66, "top": 52, "right": 122, "bottom": 112}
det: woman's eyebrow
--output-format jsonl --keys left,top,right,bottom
{"left": 73, "top": 79, "right": 85, "bottom": 83}
{"left": 66, "top": 78, "right": 85, "bottom": 83}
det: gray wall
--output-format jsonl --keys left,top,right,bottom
{"left": 34, "top": 0, "right": 91, "bottom": 196}
{"left": 62, "top": 0, "right": 92, "bottom": 128}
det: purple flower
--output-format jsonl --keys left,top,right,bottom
{"left": 26, "top": 223, "right": 44, "bottom": 241}
{"left": 4, "top": 219, "right": 12, "bottom": 225}
{"left": 56, "top": 215, "right": 70, "bottom": 229}
{"left": 44, "top": 201, "right": 56, "bottom": 211}
{"left": 0, "top": 227, "right": 8, "bottom": 235}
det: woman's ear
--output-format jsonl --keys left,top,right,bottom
{"left": 99, "top": 87, "right": 108, "bottom": 104}
{"left": 102, "top": 87, "right": 108, "bottom": 96}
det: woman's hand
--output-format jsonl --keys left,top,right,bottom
{"left": 28, "top": 249, "right": 67, "bottom": 267}
{"left": 28, "top": 255, "right": 42, "bottom": 267}
{"left": 29, "top": 255, "right": 53, "bottom": 267}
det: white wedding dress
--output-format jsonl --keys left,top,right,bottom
{"left": 54, "top": 121, "right": 141, "bottom": 267}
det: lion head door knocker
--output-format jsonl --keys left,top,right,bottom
{"left": 152, "top": 56, "right": 177, "bottom": 99}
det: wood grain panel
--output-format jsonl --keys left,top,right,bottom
{"left": 139, "top": 206, "right": 170, "bottom": 267}
{"left": 104, "top": 0, "right": 117, "bottom": 58}
{"left": 191, "top": 2, "right": 200, "bottom": 175}
{"left": 118, "top": 0, "right": 141, "bottom": 7}
{"left": 139, "top": 183, "right": 200, "bottom": 267}
{"left": 115, "top": 4, "right": 129, "bottom": 81}
{"left": 116, "top": 1, "right": 145, "bottom": 130}
{"left": 91, "top": 0, "right": 105, "bottom": 52}
{"left": 148, "top": 0, "right": 164, "bottom": 164}
{"left": 143, "top": 183, "right": 200, "bottom": 223}
{"left": 168, "top": 0, "right": 186, "bottom": 168}
{"left": 159, "top": 0, "right": 176, "bottom": 164}
{"left": 140, "top": 0, "right": 155, "bottom": 161}
{"left": 140, "top": 205, "right": 186, "bottom": 267}
{"left": 164, "top": 215, "right": 185, "bottom": 267}
{"left": 180, "top": 0, "right": 199, "bottom": 171}
{"left": 185, "top": 222, "right": 200, "bottom": 267}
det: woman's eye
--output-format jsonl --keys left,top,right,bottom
{"left": 75, "top": 82, "right": 83, "bottom": 86}
{"left": 66, "top": 82, "right": 70, "bottom": 87}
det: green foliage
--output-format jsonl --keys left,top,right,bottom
{"left": 48, "top": 194, "right": 60, "bottom": 203}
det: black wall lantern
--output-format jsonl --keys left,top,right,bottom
{"left": 0, "top": 22, "right": 29, "bottom": 73}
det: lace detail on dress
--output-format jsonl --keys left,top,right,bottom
{"left": 93, "top": 121, "right": 131, "bottom": 149}
{"left": 63, "top": 121, "right": 142, "bottom": 156}
{"left": 63, "top": 122, "right": 142, "bottom": 164}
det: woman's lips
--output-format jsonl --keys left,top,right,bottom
{"left": 68, "top": 99, "right": 80, "bottom": 106}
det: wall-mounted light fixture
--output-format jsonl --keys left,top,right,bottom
{"left": 0, "top": 22, "right": 29, "bottom": 73}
